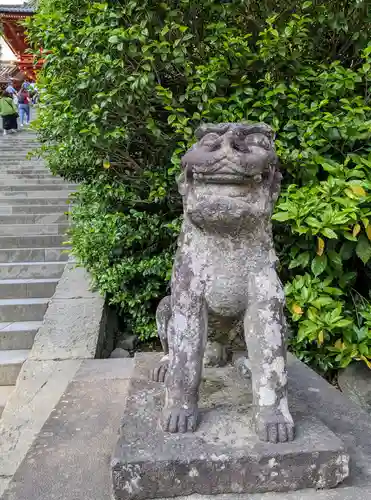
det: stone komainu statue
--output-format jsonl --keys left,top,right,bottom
{"left": 153, "top": 123, "right": 294, "bottom": 444}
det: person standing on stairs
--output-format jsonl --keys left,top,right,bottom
{"left": 0, "top": 90, "right": 18, "bottom": 136}
{"left": 18, "top": 85, "right": 31, "bottom": 127}
{"left": 5, "top": 80, "right": 16, "bottom": 97}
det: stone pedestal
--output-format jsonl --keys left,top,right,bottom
{"left": 111, "top": 354, "right": 349, "bottom": 500}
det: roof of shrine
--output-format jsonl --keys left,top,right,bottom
{"left": 0, "top": 63, "right": 24, "bottom": 83}
{"left": 0, "top": 4, "right": 35, "bottom": 15}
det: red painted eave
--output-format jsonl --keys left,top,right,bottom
{"left": 0, "top": 5, "right": 39, "bottom": 80}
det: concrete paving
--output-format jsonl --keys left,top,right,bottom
{"left": 2, "top": 355, "right": 371, "bottom": 500}
{"left": 0, "top": 126, "right": 74, "bottom": 417}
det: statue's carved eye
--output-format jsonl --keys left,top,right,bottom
{"left": 200, "top": 133, "right": 221, "bottom": 149}
{"left": 246, "top": 134, "right": 271, "bottom": 151}
{"left": 233, "top": 137, "right": 251, "bottom": 153}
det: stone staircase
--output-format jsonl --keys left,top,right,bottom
{"left": 0, "top": 130, "right": 76, "bottom": 416}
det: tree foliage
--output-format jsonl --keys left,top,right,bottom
{"left": 28, "top": 0, "right": 371, "bottom": 372}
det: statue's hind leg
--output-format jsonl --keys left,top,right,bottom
{"left": 151, "top": 296, "right": 171, "bottom": 383}
{"left": 244, "top": 267, "right": 294, "bottom": 443}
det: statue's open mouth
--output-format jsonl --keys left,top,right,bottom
{"left": 192, "top": 163, "right": 265, "bottom": 184}
{"left": 189, "top": 151, "right": 269, "bottom": 185}
{"left": 193, "top": 172, "right": 254, "bottom": 184}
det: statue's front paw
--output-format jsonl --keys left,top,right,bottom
{"left": 254, "top": 406, "right": 295, "bottom": 443}
{"left": 161, "top": 406, "right": 199, "bottom": 434}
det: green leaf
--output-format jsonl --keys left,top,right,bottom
{"left": 334, "top": 319, "right": 353, "bottom": 328}
{"left": 321, "top": 228, "right": 338, "bottom": 239}
{"left": 284, "top": 26, "right": 292, "bottom": 37}
{"left": 108, "top": 35, "right": 119, "bottom": 44}
{"left": 339, "top": 272, "right": 357, "bottom": 288}
{"left": 311, "top": 255, "right": 328, "bottom": 277}
{"left": 344, "top": 233, "right": 358, "bottom": 242}
{"left": 356, "top": 235, "right": 371, "bottom": 264}
{"left": 289, "top": 251, "right": 310, "bottom": 269}
{"left": 340, "top": 242, "right": 354, "bottom": 260}
{"left": 272, "top": 212, "right": 290, "bottom": 222}
{"left": 306, "top": 217, "right": 320, "bottom": 228}
{"left": 312, "top": 296, "right": 335, "bottom": 308}
{"left": 297, "top": 251, "right": 310, "bottom": 268}
{"left": 328, "top": 250, "right": 342, "bottom": 269}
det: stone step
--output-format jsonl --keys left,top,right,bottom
{"left": 0, "top": 148, "right": 37, "bottom": 151}
{"left": 4, "top": 169, "right": 53, "bottom": 175}
{"left": 0, "top": 191, "right": 73, "bottom": 200}
{"left": 0, "top": 159, "right": 41, "bottom": 165}
{"left": 0, "top": 248, "right": 69, "bottom": 263}
{"left": 0, "top": 143, "right": 37, "bottom": 146}
{"left": 0, "top": 177, "right": 65, "bottom": 185}
{"left": 0, "top": 198, "right": 71, "bottom": 206}
{"left": 0, "top": 321, "right": 41, "bottom": 349}
{"left": 0, "top": 205, "right": 70, "bottom": 215}
{"left": 0, "top": 138, "right": 37, "bottom": 142}
{"left": 0, "top": 167, "right": 44, "bottom": 172}
{"left": 1, "top": 144, "right": 38, "bottom": 148}
{"left": 0, "top": 137, "right": 37, "bottom": 141}
{"left": 0, "top": 150, "right": 36, "bottom": 153}
{"left": 0, "top": 349, "right": 29, "bottom": 385}
{"left": 0, "top": 298, "right": 49, "bottom": 322}
{"left": 1, "top": 144, "right": 39, "bottom": 147}
{"left": 1, "top": 163, "right": 45, "bottom": 168}
{"left": 0, "top": 165, "right": 52, "bottom": 171}
{"left": 0, "top": 149, "right": 37, "bottom": 154}
{"left": 0, "top": 213, "right": 67, "bottom": 225}
{"left": 0, "top": 278, "right": 59, "bottom": 299}
{"left": 0, "top": 165, "right": 44, "bottom": 170}
{"left": 0, "top": 234, "right": 67, "bottom": 249}
{"left": 0, "top": 146, "right": 38, "bottom": 151}
{"left": 0, "top": 185, "right": 76, "bottom": 193}
{"left": 0, "top": 385, "right": 14, "bottom": 417}
{"left": 0, "top": 223, "right": 69, "bottom": 236}
{"left": 0, "top": 174, "right": 58, "bottom": 180}
{"left": 0, "top": 142, "right": 39, "bottom": 146}
{"left": 0, "top": 148, "right": 38, "bottom": 152}
{"left": 0, "top": 149, "right": 41, "bottom": 152}
{"left": 1, "top": 139, "right": 37, "bottom": 143}
{"left": 0, "top": 262, "right": 66, "bottom": 279}
{"left": 0, "top": 134, "right": 37, "bottom": 139}
{"left": 0, "top": 153, "right": 39, "bottom": 157}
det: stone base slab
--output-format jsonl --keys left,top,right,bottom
{"left": 111, "top": 354, "right": 349, "bottom": 500}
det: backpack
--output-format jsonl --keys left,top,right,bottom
{"left": 0, "top": 97, "right": 16, "bottom": 117}
{"left": 18, "top": 92, "right": 26, "bottom": 104}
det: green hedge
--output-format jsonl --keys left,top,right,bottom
{"left": 28, "top": 0, "right": 371, "bottom": 372}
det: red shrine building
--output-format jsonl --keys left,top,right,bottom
{"left": 0, "top": 3, "right": 38, "bottom": 84}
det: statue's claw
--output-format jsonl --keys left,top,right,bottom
{"left": 161, "top": 406, "right": 199, "bottom": 434}
{"left": 151, "top": 360, "right": 169, "bottom": 383}
{"left": 254, "top": 405, "right": 295, "bottom": 443}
